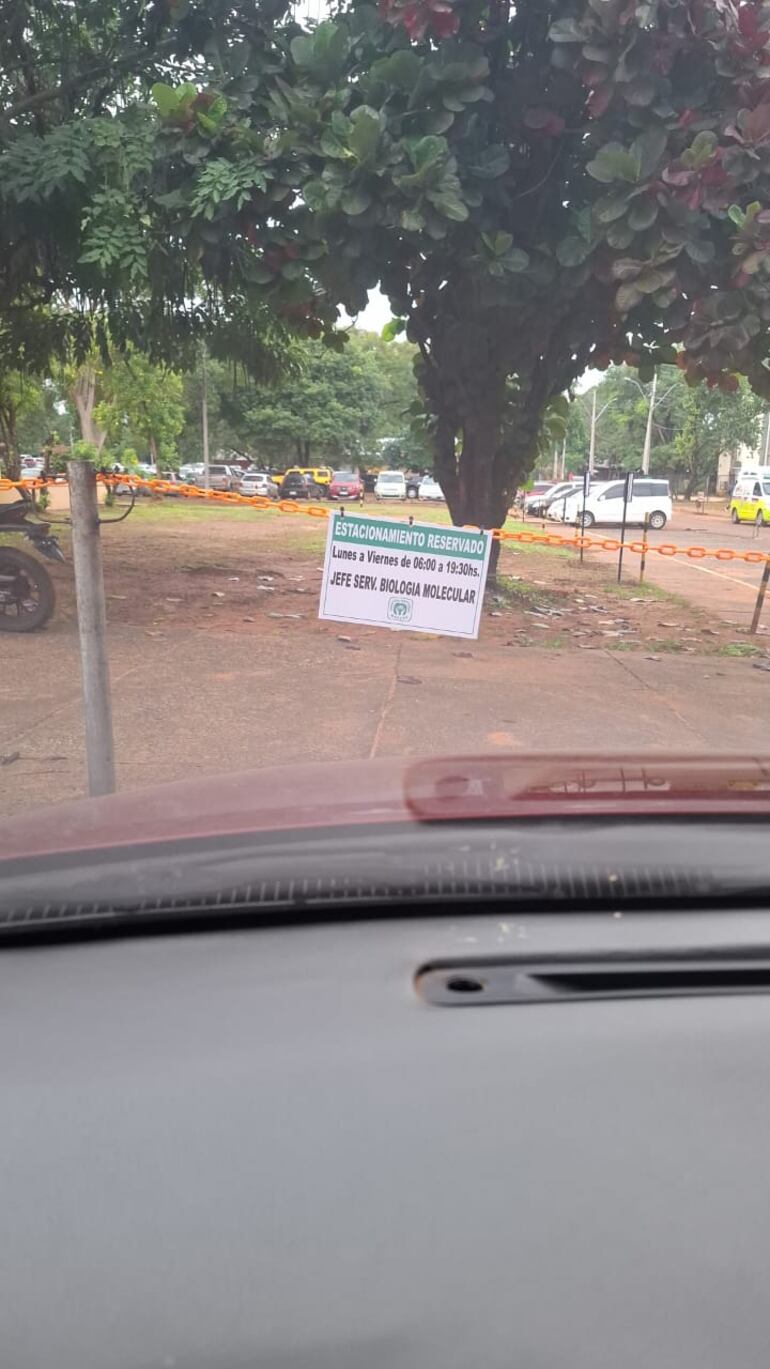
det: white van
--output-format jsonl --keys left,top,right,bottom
{"left": 374, "top": 470, "right": 407, "bottom": 500}
{"left": 555, "top": 478, "right": 672, "bottom": 530}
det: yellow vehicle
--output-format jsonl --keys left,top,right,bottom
{"left": 282, "top": 466, "right": 332, "bottom": 488}
{"left": 730, "top": 475, "right": 770, "bottom": 526}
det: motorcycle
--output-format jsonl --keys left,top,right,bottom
{"left": 0, "top": 495, "right": 65, "bottom": 632}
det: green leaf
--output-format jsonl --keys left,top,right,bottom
{"left": 616, "top": 282, "right": 644, "bottom": 312}
{"left": 606, "top": 223, "right": 635, "bottom": 249}
{"left": 281, "top": 260, "right": 306, "bottom": 279}
{"left": 684, "top": 238, "right": 715, "bottom": 264}
{"left": 151, "top": 83, "right": 179, "bottom": 118}
{"left": 340, "top": 185, "right": 372, "bottom": 215}
{"left": 628, "top": 198, "right": 658, "bottom": 230}
{"left": 503, "top": 248, "right": 530, "bottom": 272}
{"left": 428, "top": 191, "right": 469, "bottom": 221}
{"left": 595, "top": 191, "right": 631, "bottom": 224}
{"left": 320, "top": 130, "right": 349, "bottom": 159}
{"left": 587, "top": 141, "right": 640, "bottom": 184}
{"left": 348, "top": 107, "right": 381, "bottom": 163}
{"left": 633, "top": 125, "right": 668, "bottom": 178}
{"left": 290, "top": 35, "right": 315, "bottom": 67}
{"left": 687, "top": 129, "right": 718, "bottom": 168}
{"left": 378, "top": 49, "right": 421, "bottom": 89}
{"left": 400, "top": 207, "right": 425, "bottom": 231}
{"left": 381, "top": 317, "right": 406, "bottom": 341}
{"left": 556, "top": 237, "right": 592, "bottom": 266}
{"left": 483, "top": 230, "right": 513, "bottom": 255}
{"left": 728, "top": 204, "right": 746, "bottom": 227}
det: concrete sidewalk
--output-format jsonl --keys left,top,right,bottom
{"left": 3, "top": 620, "right": 769, "bottom": 816}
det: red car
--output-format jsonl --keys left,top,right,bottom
{"left": 328, "top": 468, "right": 363, "bottom": 499}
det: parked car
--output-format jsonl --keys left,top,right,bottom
{"left": 282, "top": 466, "right": 332, "bottom": 489}
{"left": 520, "top": 480, "right": 555, "bottom": 513}
{"left": 538, "top": 481, "right": 584, "bottom": 518}
{"left": 328, "top": 470, "right": 363, "bottom": 500}
{"left": 374, "top": 470, "right": 407, "bottom": 500}
{"left": 418, "top": 475, "right": 444, "bottom": 501}
{"left": 554, "top": 477, "right": 673, "bottom": 529}
{"left": 730, "top": 475, "right": 770, "bottom": 525}
{"left": 190, "top": 464, "right": 238, "bottom": 492}
{"left": 279, "top": 471, "right": 323, "bottom": 500}
{"left": 238, "top": 471, "right": 279, "bottom": 499}
{"left": 20, "top": 455, "right": 45, "bottom": 479}
{"left": 178, "top": 464, "right": 204, "bottom": 483}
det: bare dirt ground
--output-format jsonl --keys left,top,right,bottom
{"left": 37, "top": 500, "right": 770, "bottom": 658}
{"left": 2, "top": 498, "right": 769, "bottom": 818}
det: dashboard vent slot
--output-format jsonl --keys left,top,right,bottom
{"left": 416, "top": 956, "right": 770, "bottom": 1006}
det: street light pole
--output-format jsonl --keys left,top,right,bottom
{"left": 641, "top": 370, "right": 658, "bottom": 475}
{"left": 588, "top": 389, "right": 597, "bottom": 475}
{"left": 201, "top": 343, "right": 210, "bottom": 492}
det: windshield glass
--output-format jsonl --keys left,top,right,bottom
{"left": 2, "top": 0, "right": 770, "bottom": 906}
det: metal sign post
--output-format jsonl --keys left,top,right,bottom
{"left": 67, "top": 460, "right": 116, "bottom": 796}
{"left": 617, "top": 471, "right": 634, "bottom": 583}
{"left": 750, "top": 558, "right": 770, "bottom": 635}
{"left": 580, "top": 471, "right": 590, "bottom": 564}
{"left": 639, "top": 512, "right": 649, "bottom": 585}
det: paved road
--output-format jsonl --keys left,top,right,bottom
{"left": 539, "top": 512, "right": 770, "bottom": 632}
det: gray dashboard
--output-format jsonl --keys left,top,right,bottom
{"left": 2, "top": 908, "right": 770, "bottom": 1368}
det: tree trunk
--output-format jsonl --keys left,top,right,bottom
{"left": 435, "top": 396, "right": 541, "bottom": 583}
{"left": 303, "top": 439, "right": 311, "bottom": 462}
{"left": 0, "top": 404, "right": 20, "bottom": 480}
{"left": 70, "top": 366, "right": 106, "bottom": 452}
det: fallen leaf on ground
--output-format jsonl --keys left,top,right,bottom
{"left": 397, "top": 675, "right": 422, "bottom": 684}
{"left": 337, "top": 634, "right": 352, "bottom": 642}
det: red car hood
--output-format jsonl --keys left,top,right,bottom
{"left": 2, "top": 754, "right": 770, "bottom": 864}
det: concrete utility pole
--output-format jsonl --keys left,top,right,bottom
{"left": 201, "top": 344, "right": 210, "bottom": 492}
{"left": 67, "top": 460, "right": 116, "bottom": 797}
{"left": 588, "top": 390, "right": 597, "bottom": 475}
{"left": 641, "top": 370, "right": 658, "bottom": 475}
{"left": 762, "top": 411, "right": 770, "bottom": 463}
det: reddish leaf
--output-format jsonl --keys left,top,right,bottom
{"left": 429, "top": 9, "right": 459, "bottom": 35}
{"left": 587, "top": 84, "right": 613, "bottom": 118}
{"left": 524, "top": 107, "right": 565, "bottom": 135}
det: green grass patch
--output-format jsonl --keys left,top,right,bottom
{"left": 716, "top": 642, "right": 766, "bottom": 658}
{"left": 650, "top": 638, "right": 687, "bottom": 653}
{"left": 602, "top": 579, "right": 686, "bottom": 606}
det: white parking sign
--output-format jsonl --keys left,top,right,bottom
{"left": 319, "top": 512, "right": 492, "bottom": 639}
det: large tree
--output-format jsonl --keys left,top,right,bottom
{"left": 6, "top": 0, "right": 770, "bottom": 546}
{"left": 274, "top": 0, "right": 770, "bottom": 538}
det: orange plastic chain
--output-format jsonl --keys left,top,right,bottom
{"left": 4, "top": 474, "right": 769, "bottom": 565}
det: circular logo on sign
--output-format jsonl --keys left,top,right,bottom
{"left": 388, "top": 596, "right": 413, "bottom": 624}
